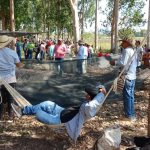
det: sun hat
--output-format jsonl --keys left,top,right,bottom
{"left": 77, "top": 40, "right": 85, "bottom": 45}
{"left": 0, "top": 35, "right": 14, "bottom": 49}
{"left": 119, "top": 38, "right": 133, "bottom": 46}
{"left": 85, "top": 84, "right": 106, "bottom": 99}
{"left": 58, "top": 38, "right": 63, "bottom": 41}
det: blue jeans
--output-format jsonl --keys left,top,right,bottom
{"left": 22, "top": 101, "right": 64, "bottom": 125}
{"left": 123, "top": 79, "right": 135, "bottom": 118}
{"left": 17, "top": 50, "right": 21, "bottom": 60}
{"left": 55, "top": 58, "right": 64, "bottom": 76}
{"left": 77, "top": 59, "right": 87, "bottom": 74}
{"left": 27, "top": 49, "right": 32, "bottom": 59}
{"left": 0, "top": 83, "right": 16, "bottom": 119}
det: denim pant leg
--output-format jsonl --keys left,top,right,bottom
{"left": 55, "top": 58, "right": 64, "bottom": 75}
{"left": 23, "top": 101, "right": 64, "bottom": 125}
{"left": 123, "top": 79, "right": 135, "bottom": 118}
{"left": 77, "top": 59, "right": 83, "bottom": 74}
{"left": 0, "top": 83, "right": 16, "bottom": 118}
{"left": 23, "top": 101, "right": 55, "bottom": 115}
{"left": 36, "top": 110, "right": 61, "bottom": 125}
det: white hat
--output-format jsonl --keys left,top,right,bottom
{"left": 0, "top": 35, "right": 14, "bottom": 49}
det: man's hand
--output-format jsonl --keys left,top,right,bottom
{"left": 99, "top": 88, "right": 106, "bottom": 95}
{"left": 110, "top": 60, "right": 115, "bottom": 66}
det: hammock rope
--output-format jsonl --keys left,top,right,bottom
{"left": 0, "top": 79, "right": 31, "bottom": 107}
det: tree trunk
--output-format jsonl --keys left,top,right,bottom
{"left": 81, "top": 0, "right": 84, "bottom": 39}
{"left": 147, "top": 0, "right": 150, "bottom": 49}
{"left": 111, "top": 4, "right": 115, "bottom": 52}
{"left": 69, "top": 0, "right": 80, "bottom": 51}
{"left": 95, "top": 0, "right": 98, "bottom": 51}
{"left": 10, "top": 0, "right": 15, "bottom": 50}
{"left": 148, "top": 88, "right": 150, "bottom": 136}
{"left": 10, "top": 0, "right": 15, "bottom": 31}
{"left": 114, "top": 0, "right": 119, "bottom": 54}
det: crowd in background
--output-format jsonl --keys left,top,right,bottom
{"left": 15, "top": 36, "right": 95, "bottom": 61}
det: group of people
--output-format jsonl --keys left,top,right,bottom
{"left": 15, "top": 37, "right": 95, "bottom": 76}
{"left": 0, "top": 34, "right": 144, "bottom": 142}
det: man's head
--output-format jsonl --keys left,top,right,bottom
{"left": 85, "top": 84, "right": 106, "bottom": 101}
{"left": 135, "top": 40, "right": 140, "bottom": 47}
{"left": 58, "top": 38, "right": 63, "bottom": 45}
{"left": 0, "top": 35, "right": 14, "bottom": 49}
{"left": 77, "top": 40, "right": 84, "bottom": 46}
{"left": 120, "top": 39, "right": 133, "bottom": 49}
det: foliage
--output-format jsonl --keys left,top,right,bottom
{"left": 118, "top": 28, "right": 135, "bottom": 40}
{"left": 104, "top": 0, "right": 146, "bottom": 30}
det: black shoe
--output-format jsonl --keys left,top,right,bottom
{"left": 11, "top": 104, "right": 22, "bottom": 118}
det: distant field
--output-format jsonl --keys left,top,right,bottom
{"left": 83, "top": 33, "right": 146, "bottom": 52}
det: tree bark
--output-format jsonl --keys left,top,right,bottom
{"left": 111, "top": 4, "right": 115, "bottom": 52}
{"left": 147, "top": 0, "right": 150, "bottom": 49}
{"left": 95, "top": 0, "right": 98, "bottom": 51}
{"left": 148, "top": 87, "right": 150, "bottom": 136}
{"left": 81, "top": 0, "right": 84, "bottom": 39}
{"left": 10, "top": 0, "right": 15, "bottom": 50}
{"left": 10, "top": 0, "right": 15, "bottom": 31}
{"left": 114, "top": 0, "right": 119, "bottom": 54}
{"left": 69, "top": 0, "right": 80, "bottom": 50}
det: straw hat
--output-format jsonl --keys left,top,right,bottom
{"left": 119, "top": 38, "right": 133, "bottom": 46}
{"left": 77, "top": 40, "right": 85, "bottom": 45}
{"left": 0, "top": 35, "right": 14, "bottom": 49}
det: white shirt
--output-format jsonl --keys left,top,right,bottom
{"left": 0, "top": 47, "right": 20, "bottom": 83}
{"left": 65, "top": 93, "right": 105, "bottom": 142}
{"left": 118, "top": 47, "right": 138, "bottom": 80}
{"left": 77, "top": 45, "right": 88, "bottom": 59}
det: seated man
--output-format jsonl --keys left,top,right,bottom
{"left": 12, "top": 84, "right": 106, "bottom": 142}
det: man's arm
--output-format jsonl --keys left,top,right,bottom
{"left": 16, "top": 62, "right": 21, "bottom": 68}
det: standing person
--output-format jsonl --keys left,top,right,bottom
{"left": 111, "top": 39, "right": 138, "bottom": 121}
{"left": 12, "top": 84, "right": 106, "bottom": 142}
{"left": 49, "top": 41, "right": 55, "bottom": 60}
{"left": 76, "top": 40, "right": 88, "bottom": 74}
{"left": 135, "top": 40, "right": 143, "bottom": 70}
{"left": 0, "top": 35, "right": 20, "bottom": 122}
{"left": 40, "top": 41, "right": 46, "bottom": 61}
{"left": 26, "top": 39, "right": 35, "bottom": 59}
{"left": 15, "top": 39, "right": 22, "bottom": 60}
{"left": 23, "top": 39, "right": 28, "bottom": 59}
{"left": 53, "top": 38, "right": 67, "bottom": 76}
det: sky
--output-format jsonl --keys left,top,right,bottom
{"left": 85, "top": 0, "right": 149, "bottom": 32}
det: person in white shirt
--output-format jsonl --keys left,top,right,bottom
{"left": 12, "top": 84, "right": 106, "bottom": 142}
{"left": 0, "top": 35, "right": 20, "bottom": 122}
{"left": 76, "top": 40, "right": 88, "bottom": 74}
{"left": 135, "top": 40, "right": 143, "bottom": 68}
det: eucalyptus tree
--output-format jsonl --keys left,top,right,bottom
{"left": 104, "top": 0, "right": 146, "bottom": 53}
{"left": 0, "top": 0, "right": 10, "bottom": 30}
{"left": 69, "top": 0, "right": 80, "bottom": 46}
{"left": 147, "top": 0, "right": 150, "bottom": 49}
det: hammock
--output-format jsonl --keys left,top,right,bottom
{"left": 0, "top": 78, "right": 31, "bottom": 107}
{"left": 0, "top": 78, "right": 65, "bottom": 128}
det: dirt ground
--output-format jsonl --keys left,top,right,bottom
{"left": 0, "top": 66, "right": 150, "bottom": 150}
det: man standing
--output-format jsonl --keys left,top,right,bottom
{"left": 76, "top": 40, "right": 88, "bottom": 74}
{"left": 0, "top": 35, "right": 20, "bottom": 122}
{"left": 26, "top": 39, "right": 35, "bottom": 59}
{"left": 117, "top": 39, "right": 138, "bottom": 121}
{"left": 53, "top": 38, "right": 67, "bottom": 76}
{"left": 110, "top": 39, "right": 138, "bottom": 121}
{"left": 135, "top": 40, "right": 143, "bottom": 70}
{"left": 15, "top": 39, "right": 22, "bottom": 60}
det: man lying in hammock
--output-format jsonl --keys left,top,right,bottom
{"left": 12, "top": 84, "right": 106, "bottom": 142}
